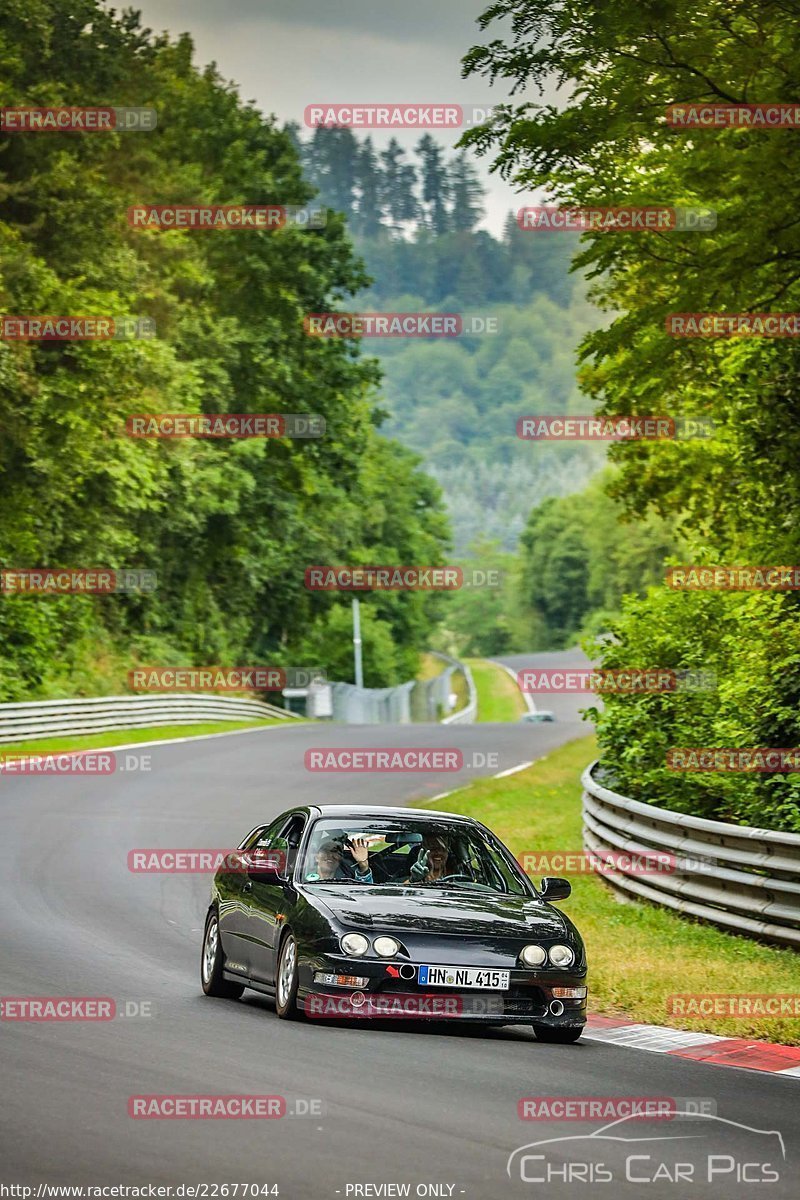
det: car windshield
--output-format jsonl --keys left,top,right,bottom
{"left": 301, "top": 818, "right": 528, "bottom": 896}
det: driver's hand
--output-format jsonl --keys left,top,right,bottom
{"left": 350, "top": 837, "right": 370, "bottom": 868}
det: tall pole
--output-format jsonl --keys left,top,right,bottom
{"left": 352, "top": 597, "right": 364, "bottom": 688}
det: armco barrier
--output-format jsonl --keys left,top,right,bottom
{"left": 0, "top": 693, "right": 299, "bottom": 744}
{"left": 328, "top": 653, "right": 475, "bottom": 725}
{"left": 436, "top": 653, "right": 477, "bottom": 725}
{"left": 582, "top": 761, "right": 800, "bottom": 947}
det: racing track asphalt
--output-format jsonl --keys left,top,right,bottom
{"left": 1, "top": 650, "right": 798, "bottom": 1197}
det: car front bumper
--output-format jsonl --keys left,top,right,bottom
{"left": 298, "top": 953, "right": 587, "bottom": 1026}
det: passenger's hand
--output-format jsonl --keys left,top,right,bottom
{"left": 350, "top": 837, "right": 370, "bottom": 870}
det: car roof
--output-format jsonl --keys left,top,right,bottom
{"left": 309, "top": 804, "right": 478, "bottom": 823}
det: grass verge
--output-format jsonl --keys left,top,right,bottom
{"left": 421, "top": 734, "right": 800, "bottom": 1044}
{"left": 0, "top": 717, "right": 296, "bottom": 757}
{"left": 465, "top": 657, "right": 526, "bottom": 723}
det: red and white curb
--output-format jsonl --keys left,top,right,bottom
{"left": 584, "top": 1014, "right": 800, "bottom": 1077}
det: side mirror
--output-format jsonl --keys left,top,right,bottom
{"left": 539, "top": 876, "right": 571, "bottom": 902}
{"left": 246, "top": 839, "right": 289, "bottom": 884}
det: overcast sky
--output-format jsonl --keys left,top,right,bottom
{"left": 126, "top": 0, "right": 535, "bottom": 233}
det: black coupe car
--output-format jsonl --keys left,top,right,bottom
{"left": 201, "top": 805, "right": 587, "bottom": 1042}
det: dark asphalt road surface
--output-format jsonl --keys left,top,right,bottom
{"left": 1, "top": 654, "right": 797, "bottom": 1197}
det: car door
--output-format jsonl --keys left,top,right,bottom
{"left": 245, "top": 812, "right": 307, "bottom": 986}
{"left": 220, "top": 817, "right": 285, "bottom": 976}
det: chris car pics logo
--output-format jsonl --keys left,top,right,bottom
{"left": 507, "top": 1112, "right": 784, "bottom": 1186}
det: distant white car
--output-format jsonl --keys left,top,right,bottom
{"left": 519, "top": 710, "right": 556, "bottom": 723}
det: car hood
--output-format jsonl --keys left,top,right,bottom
{"left": 306, "top": 885, "right": 567, "bottom": 939}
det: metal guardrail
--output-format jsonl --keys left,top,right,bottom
{"left": 328, "top": 652, "right": 475, "bottom": 725}
{"left": 436, "top": 653, "right": 477, "bottom": 725}
{"left": 582, "top": 760, "right": 800, "bottom": 947}
{"left": 0, "top": 693, "right": 299, "bottom": 744}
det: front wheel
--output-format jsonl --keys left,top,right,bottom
{"left": 201, "top": 910, "right": 244, "bottom": 999}
{"left": 532, "top": 1024, "right": 584, "bottom": 1044}
{"left": 275, "top": 933, "right": 301, "bottom": 1019}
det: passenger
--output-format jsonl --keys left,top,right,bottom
{"left": 405, "top": 833, "right": 454, "bottom": 885}
{"left": 310, "top": 834, "right": 373, "bottom": 883}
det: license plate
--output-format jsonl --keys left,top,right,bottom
{"left": 417, "top": 965, "right": 510, "bottom": 990}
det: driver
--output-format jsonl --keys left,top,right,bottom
{"left": 405, "top": 833, "right": 454, "bottom": 885}
{"left": 309, "top": 834, "right": 374, "bottom": 883}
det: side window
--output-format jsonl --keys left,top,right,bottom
{"left": 278, "top": 814, "right": 308, "bottom": 874}
{"left": 244, "top": 817, "right": 285, "bottom": 852}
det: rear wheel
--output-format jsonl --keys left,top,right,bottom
{"left": 275, "top": 932, "right": 301, "bottom": 1020}
{"left": 201, "top": 910, "right": 245, "bottom": 999}
{"left": 532, "top": 1024, "right": 584, "bottom": 1043}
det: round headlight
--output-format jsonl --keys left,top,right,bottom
{"left": 341, "top": 933, "right": 369, "bottom": 957}
{"left": 520, "top": 944, "right": 547, "bottom": 968}
{"left": 548, "top": 943, "right": 575, "bottom": 967}
{"left": 373, "top": 936, "right": 400, "bottom": 958}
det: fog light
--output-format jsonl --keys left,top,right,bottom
{"left": 520, "top": 944, "right": 547, "bottom": 968}
{"left": 340, "top": 933, "right": 369, "bottom": 957}
{"left": 314, "top": 972, "right": 369, "bottom": 988}
{"left": 548, "top": 944, "right": 575, "bottom": 967}
{"left": 552, "top": 986, "right": 587, "bottom": 999}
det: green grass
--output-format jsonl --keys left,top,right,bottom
{"left": 0, "top": 717, "right": 296, "bottom": 757}
{"left": 465, "top": 657, "right": 526, "bottom": 723}
{"left": 421, "top": 735, "right": 800, "bottom": 1044}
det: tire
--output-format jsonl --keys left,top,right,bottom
{"left": 275, "top": 932, "right": 301, "bottom": 1020}
{"left": 532, "top": 1024, "right": 584, "bottom": 1044}
{"left": 201, "top": 909, "right": 245, "bottom": 999}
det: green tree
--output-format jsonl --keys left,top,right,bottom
{"left": 0, "top": 0, "right": 449, "bottom": 698}
{"left": 416, "top": 134, "right": 451, "bottom": 235}
{"left": 449, "top": 152, "right": 485, "bottom": 232}
{"left": 461, "top": 0, "right": 800, "bottom": 827}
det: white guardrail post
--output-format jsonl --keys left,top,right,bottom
{"left": 0, "top": 693, "right": 300, "bottom": 744}
{"left": 582, "top": 760, "right": 800, "bottom": 947}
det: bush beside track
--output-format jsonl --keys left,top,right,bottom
{"left": 420, "top": 735, "right": 800, "bottom": 1044}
